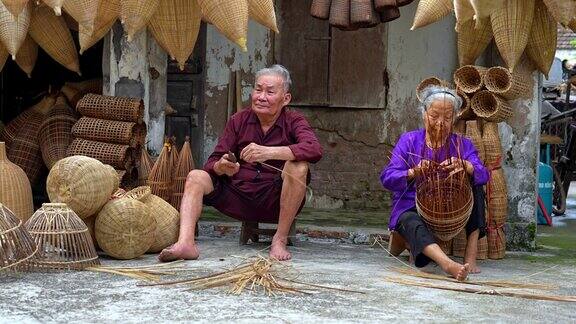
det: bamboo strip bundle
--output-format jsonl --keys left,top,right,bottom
{"left": 482, "top": 122, "right": 502, "bottom": 167}
{"left": 67, "top": 138, "right": 133, "bottom": 170}
{"left": 465, "top": 120, "right": 485, "bottom": 162}
{"left": 457, "top": 18, "right": 493, "bottom": 67}
{"left": 542, "top": 0, "right": 576, "bottom": 26}
{"left": 29, "top": 5, "right": 81, "bottom": 74}
{"left": 62, "top": 0, "right": 98, "bottom": 32}
{"left": 41, "top": 0, "right": 63, "bottom": 15}
{"left": 490, "top": 0, "right": 535, "bottom": 72}
{"left": 0, "top": 142, "right": 33, "bottom": 223}
{"left": 198, "top": 0, "right": 248, "bottom": 51}
{"left": 411, "top": 0, "right": 452, "bottom": 30}
{"left": 171, "top": 137, "right": 195, "bottom": 209}
{"left": 484, "top": 66, "right": 533, "bottom": 100}
{"left": 25, "top": 203, "right": 100, "bottom": 271}
{"left": 72, "top": 117, "right": 141, "bottom": 147}
{"left": 454, "top": 65, "right": 486, "bottom": 93}
{"left": 1, "top": 0, "right": 28, "bottom": 18}
{"left": 487, "top": 227, "right": 505, "bottom": 259}
{"left": 79, "top": 0, "right": 120, "bottom": 54}
{"left": 138, "top": 148, "right": 154, "bottom": 186}
{"left": 148, "top": 140, "right": 173, "bottom": 202}
{"left": 77, "top": 94, "right": 144, "bottom": 123}
{"left": 329, "top": 0, "right": 351, "bottom": 29}
{"left": 8, "top": 109, "right": 45, "bottom": 185}
{"left": 38, "top": 96, "right": 77, "bottom": 169}
{"left": 526, "top": 0, "right": 557, "bottom": 77}
{"left": 248, "top": 0, "right": 278, "bottom": 33}
{"left": 121, "top": 0, "right": 160, "bottom": 42}
{"left": 0, "top": 203, "right": 37, "bottom": 272}
{"left": 0, "top": 1, "right": 30, "bottom": 59}
{"left": 148, "top": 0, "right": 201, "bottom": 71}
{"left": 14, "top": 34, "right": 37, "bottom": 78}
{"left": 310, "top": 0, "right": 331, "bottom": 19}
{"left": 471, "top": 91, "right": 513, "bottom": 123}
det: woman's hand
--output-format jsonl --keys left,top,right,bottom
{"left": 440, "top": 157, "right": 473, "bottom": 177}
{"left": 408, "top": 159, "right": 431, "bottom": 179}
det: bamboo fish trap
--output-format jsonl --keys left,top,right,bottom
{"left": 457, "top": 18, "right": 493, "bottom": 67}
{"left": 482, "top": 122, "right": 502, "bottom": 167}
{"left": 411, "top": 0, "right": 452, "bottom": 30}
{"left": 0, "top": 1, "right": 30, "bottom": 60}
{"left": 79, "top": 0, "right": 120, "bottom": 54}
{"left": 76, "top": 94, "right": 144, "bottom": 124}
{"left": 72, "top": 117, "right": 144, "bottom": 147}
{"left": 41, "top": 0, "right": 63, "bottom": 15}
{"left": 471, "top": 91, "right": 513, "bottom": 123}
{"left": 171, "top": 136, "right": 195, "bottom": 209}
{"left": 0, "top": 142, "right": 34, "bottom": 223}
{"left": 526, "top": 0, "right": 557, "bottom": 77}
{"left": 121, "top": 0, "right": 160, "bottom": 42}
{"left": 1, "top": 0, "right": 28, "bottom": 18}
{"left": 14, "top": 35, "right": 37, "bottom": 78}
{"left": 454, "top": 65, "right": 486, "bottom": 94}
{"left": 67, "top": 138, "right": 133, "bottom": 170}
{"left": 25, "top": 203, "right": 100, "bottom": 271}
{"left": 38, "top": 96, "right": 78, "bottom": 169}
{"left": 198, "top": 0, "right": 249, "bottom": 51}
{"left": 148, "top": 139, "right": 174, "bottom": 202}
{"left": 542, "top": 0, "right": 576, "bottom": 26}
{"left": 0, "top": 203, "right": 37, "bottom": 272}
{"left": 8, "top": 108, "right": 45, "bottom": 185}
{"left": 484, "top": 66, "right": 533, "bottom": 100}
{"left": 248, "top": 0, "right": 279, "bottom": 33}
{"left": 62, "top": 0, "right": 99, "bottom": 32}
{"left": 138, "top": 147, "right": 154, "bottom": 186}
{"left": 329, "top": 0, "right": 351, "bottom": 29}
{"left": 466, "top": 120, "right": 485, "bottom": 162}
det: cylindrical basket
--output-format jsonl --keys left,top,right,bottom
{"left": 67, "top": 138, "right": 133, "bottom": 170}
{"left": 487, "top": 227, "right": 505, "bottom": 259}
{"left": 72, "top": 117, "right": 144, "bottom": 147}
{"left": 471, "top": 90, "right": 513, "bottom": 123}
{"left": 465, "top": 120, "right": 485, "bottom": 163}
{"left": 484, "top": 66, "right": 533, "bottom": 100}
{"left": 454, "top": 65, "right": 487, "bottom": 93}
{"left": 482, "top": 122, "right": 502, "bottom": 167}
{"left": 39, "top": 96, "right": 78, "bottom": 169}
{"left": 329, "top": 0, "right": 351, "bottom": 29}
{"left": 76, "top": 94, "right": 144, "bottom": 123}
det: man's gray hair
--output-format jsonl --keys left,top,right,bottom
{"left": 418, "top": 85, "right": 463, "bottom": 113}
{"left": 255, "top": 64, "right": 292, "bottom": 92}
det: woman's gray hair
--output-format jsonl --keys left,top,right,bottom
{"left": 255, "top": 64, "right": 292, "bottom": 92}
{"left": 418, "top": 85, "right": 462, "bottom": 113}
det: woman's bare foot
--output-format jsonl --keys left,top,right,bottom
{"left": 464, "top": 258, "right": 481, "bottom": 274}
{"left": 444, "top": 261, "right": 469, "bottom": 281}
{"left": 158, "top": 242, "right": 200, "bottom": 262}
{"left": 270, "top": 235, "right": 291, "bottom": 261}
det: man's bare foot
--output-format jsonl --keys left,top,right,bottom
{"left": 270, "top": 235, "right": 291, "bottom": 261}
{"left": 158, "top": 242, "right": 200, "bottom": 262}
{"left": 444, "top": 261, "right": 469, "bottom": 281}
{"left": 464, "top": 258, "right": 481, "bottom": 274}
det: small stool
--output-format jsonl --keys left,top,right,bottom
{"left": 240, "top": 221, "right": 296, "bottom": 246}
{"left": 388, "top": 231, "right": 409, "bottom": 256}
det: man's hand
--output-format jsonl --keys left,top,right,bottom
{"left": 240, "top": 143, "right": 273, "bottom": 163}
{"left": 214, "top": 154, "right": 240, "bottom": 177}
{"left": 440, "top": 157, "right": 473, "bottom": 178}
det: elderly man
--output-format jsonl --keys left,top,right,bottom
{"left": 159, "top": 65, "right": 323, "bottom": 262}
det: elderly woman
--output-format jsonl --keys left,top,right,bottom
{"left": 380, "top": 85, "right": 489, "bottom": 281}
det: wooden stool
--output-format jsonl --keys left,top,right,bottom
{"left": 388, "top": 231, "right": 409, "bottom": 256}
{"left": 240, "top": 221, "right": 296, "bottom": 246}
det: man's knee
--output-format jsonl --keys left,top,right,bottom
{"left": 283, "top": 161, "right": 309, "bottom": 180}
{"left": 185, "top": 170, "right": 212, "bottom": 191}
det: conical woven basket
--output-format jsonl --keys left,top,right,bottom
{"left": 62, "top": 0, "right": 98, "bottom": 32}
{"left": 29, "top": 5, "right": 80, "bottom": 74}
{"left": 41, "top": 0, "right": 63, "bottom": 15}
{"left": 456, "top": 90, "right": 475, "bottom": 120}
{"left": 76, "top": 94, "right": 144, "bottom": 123}
{"left": 350, "top": 0, "right": 379, "bottom": 28}
{"left": 0, "top": 42, "right": 8, "bottom": 71}
{"left": 47, "top": 155, "right": 119, "bottom": 219}
{"left": 198, "top": 0, "right": 248, "bottom": 51}
{"left": 171, "top": 137, "right": 195, "bottom": 209}
{"left": 14, "top": 35, "right": 37, "bottom": 78}
{"left": 96, "top": 197, "right": 156, "bottom": 259}
{"left": 484, "top": 66, "right": 533, "bottom": 100}
{"left": 169, "top": 136, "right": 179, "bottom": 174}
{"left": 39, "top": 96, "right": 77, "bottom": 169}
{"left": 8, "top": 109, "right": 45, "bottom": 185}
{"left": 25, "top": 203, "right": 100, "bottom": 271}
{"left": 487, "top": 168, "right": 507, "bottom": 225}
{"left": 416, "top": 77, "right": 448, "bottom": 101}
{"left": 471, "top": 90, "right": 513, "bottom": 123}
{"left": 454, "top": 0, "right": 474, "bottom": 27}
{"left": 310, "top": 0, "right": 331, "bottom": 19}
{"left": 0, "top": 203, "right": 37, "bottom": 272}
{"left": 0, "top": 1, "right": 30, "bottom": 59}
{"left": 465, "top": 120, "right": 485, "bottom": 162}
{"left": 1, "top": 0, "right": 28, "bottom": 18}
{"left": 147, "top": 140, "right": 173, "bottom": 202}
{"left": 138, "top": 148, "right": 154, "bottom": 186}
{"left": 457, "top": 18, "right": 493, "bottom": 66}
{"left": 526, "top": 0, "right": 557, "bottom": 77}
{"left": 79, "top": 0, "right": 120, "bottom": 54}
{"left": 490, "top": 0, "right": 535, "bottom": 72}
{"left": 72, "top": 117, "right": 142, "bottom": 147}
{"left": 482, "top": 122, "right": 502, "bottom": 167}
{"left": 469, "top": 0, "right": 505, "bottom": 21}
{"left": 121, "top": 0, "right": 160, "bottom": 42}
{"left": 411, "top": 0, "right": 452, "bottom": 30}
{"left": 67, "top": 138, "right": 133, "bottom": 170}
{"left": 148, "top": 0, "right": 201, "bottom": 71}
{"left": 248, "top": 0, "right": 278, "bottom": 33}
{"left": 542, "top": 0, "right": 576, "bottom": 26}
{"left": 454, "top": 65, "right": 487, "bottom": 94}
{"left": 0, "top": 97, "right": 55, "bottom": 150}
{"left": 329, "top": 0, "right": 350, "bottom": 29}
{"left": 487, "top": 227, "right": 505, "bottom": 259}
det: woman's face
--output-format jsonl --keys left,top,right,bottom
{"left": 423, "top": 99, "right": 454, "bottom": 139}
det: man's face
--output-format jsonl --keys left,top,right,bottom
{"left": 423, "top": 99, "right": 454, "bottom": 138}
{"left": 251, "top": 74, "right": 292, "bottom": 118}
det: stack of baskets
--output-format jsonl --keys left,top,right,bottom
{"left": 69, "top": 94, "right": 146, "bottom": 188}
{"left": 310, "top": 0, "right": 415, "bottom": 29}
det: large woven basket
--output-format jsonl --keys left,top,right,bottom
{"left": 171, "top": 137, "right": 195, "bottom": 209}
{"left": 67, "top": 138, "right": 133, "bottom": 170}
{"left": 329, "top": 0, "right": 350, "bottom": 29}
{"left": 0, "top": 203, "right": 37, "bottom": 272}
{"left": 310, "top": 0, "right": 331, "bottom": 19}
{"left": 8, "top": 109, "right": 45, "bottom": 185}
{"left": 411, "top": 0, "right": 452, "bottom": 30}
{"left": 454, "top": 65, "right": 487, "bottom": 93}
{"left": 29, "top": 4, "right": 80, "bottom": 74}
{"left": 0, "top": 1, "right": 30, "bottom": 59}
{"left": 2, "top": 0, "right": 28, "bottom": 17}
{"left": 484, "top": 66, "right": 533, "bottom": 100}
{"left": 465, "top": 120, "right": 485, "bottom": 163}
{"left": 198, "top": 0, "right": 248, "bottom": 51}
{"left": 72, "top": 117, "right": 143, "bottom": 147}
{"left": 526, "top": 0, "right": 557, "bottom": 77}
{"left": 482, "top": 122, "right": 502, "bottom": 167}
{"left": 79, "top": 0, "right": 120, "bottom": 54}
{"left": 487, "top": 168, "right": 508, "bottom": 225}
{"left": 248, "top": 0, "right": 278, "bottom": 33}
{"left": 148, "top": 140, "right": 174, "bottom": 202}
{"left": 77, "top": 94, "right": 144, "bottom": 123}
{"left": 542, "top": 0, "right": 576, "bottom": 26}
{"left": 41, "top": 0, "right": 64, "bottom": 15}
{"left": 39, "top": 96, "right": 78, "bottom": 169}
{"left": 148, "top": 0, "right": 201, "bottom": 71}
{"left": 477, "top": 235, "right": 488, "bottom": 259}
{"left": 457, "top": 18, "right": 493, "bottom": 66}
{"left": 62, "top": 0, "right": 98, "bottom": 32}
{"left": 490, "top": 0, "right": 535, "bottom": 72}
{"left": 14, "top": 34, "right": 37, "bottom": 78}
{"left": 121, "top": 0, "right": 160, "bottom": 41}
{"left": 25, "top": 203, "right": 100, "bottom": 271}
{"left": 47, "top": 155, "right": 119, "bottom": 219}
{"left": 96, "top": 197, "right": 156, "bottom": 259}
{"left": 471, "top": 90, "right": 513, "bottom": 123}
{"left": 487, "top": 227, "right": 505, "bottom": 259}
{"left": 0, "top": 143, "right": 34, "bottom": 224}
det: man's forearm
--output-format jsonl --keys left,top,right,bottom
{"left": 269, "top": 146, "right": 296, "bottom": 161}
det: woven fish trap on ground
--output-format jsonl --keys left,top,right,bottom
{"left": 72, "top": 117, "right": 142, "bottom": 147}
{"left": 39, "top": 97, "right": 78, "bottom": 169}
{"left": 25, "top": 203, "right": 99, "bottom": 271}
{"left": 310, "top": 0, "right": 331, "bottom": 19}
{"left": 248, "top": 0, "right": 278, "bottom": 32}
{"left": 47, "top": 156, "right": 119, "bottom": 219}
{"left": 482, "top": 122, "right": 502, "bottom": 166}
{"left": 471, "top": 90, "right": 513, "bottom": 123}
{"left": 416, "top": 77, "right": 449, "bottom": 101}
{"left": 15, "top": 35, "right": 38, "bottom": 78}
{"left": 526, "top": 0, "right": 557, "bottom": 77}
{"left": 454, "top": 65, "right": 487, "bottom": 93}
{"left": 148, "top": 141, "right": 173, "bottom": 202}
{"left": 8, "top": 110, "right": 45, "bottom": 185}
{"left": 0, "top": 1, "right": 30, "bottom": 59}
{"left": 484, "top": 66, "right": 533, "bottom": 100}
{"left": 198, "top": 0, "right": 248, "bottom": 50}
{"left": 416, "top": 176, "right": 473, "bottom": 241}
{"left": 456, "top": 90, "right": 475, "bottom": 120}
{"left": 465, "top": 120, "right": 485, "bottom": 163}
{"left": 457, "top": 18, "right": 493, "bottom": 67}
{"left": 76, "top": 94, "right": 144, "bottom": 123}
{"left": 411, "top": 0, "right": 452, "bottom": 30}
{"left": 120, "top": 0, "right": 160, "bottom": 42}
{"left": 96, "top": 197, "right": 156, "bottom": 260}
{"left": 0, "top": 142, "right": 33, "bottom": 223}
{"left": 0, "top": 203, "right": 38, "bottom": 272}
{"left": 487, "top": 227, "right": 506, "bottom": 259}
{"left": 67, "top": 138, "right": 133, "bottom": 170}
{"left": 171, "top": 137, "right": 195, "bottom": 209}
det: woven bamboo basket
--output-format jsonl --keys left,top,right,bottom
{"left": 487, "top": 169, "right": 507, "bottom": 225}
{"left": 526, "top": 1, "right": 557, "bottom": 77}
{"left": 79, "top": 0, "right": 120, "bottom": 54}
{"left": 436, "top": 238, "right": 452, "bottom": 256}
{"left": 47, "top": 155, "right": 119, "bottom": 219}
{"left": 0, "top": 96, "right": 55, "bottom": 150}
{"left": 0, "top": 142, "right": 34, "bottom": 222}
{"left": 1, "top": 0, "right": 28, "bottom": 18}
{"left": 416, "top": 77, "right": 448, "bottom": 101}
{"left": 487, "top": 227, "right": 505, "bottom": 259}
{"left": 465, "top": 120, "right": 485, "bottom": 162}
{"left": 477, "top": 235, "right": 488, "bottom": 260}
{"left": 411, "top": 0, "right": 452, "bottom": 30}
{"left": 248, "top": 0, "right": 278, "bottom": 33}
{"left": 198, "top": 0, "right": 248, "bottom": 51}
{"left": 0, "top": 1, "right": 29, "bottom": 60}
{"left": 96, "top": 197, "right": 156, "bottom": 259}
{"left": 72, "top": 117, "right": 141, "bottom": 147}
{"left": 0, "top": 203, "right": 37, "bottom": 272}
{"left": 379, "top": 5, "right": 400, "bottom": 23}
{"left": 148, "top": 140, "right": 173, "bottom": 202}
{"left": 350, "top": 0, "right": 379, "bottom": 28}
{"left": 453, "top": 119, "right": 466, "bottom": 134}
{"left": 41, "top": 0, "right": 63, "bottom": 15}
{"left": 457, "top": 18, "right": 493, "bottom": 66}
{"left": 0, "top": 42, "right": 8, "bottom": 71}
{"left": 484, "top": 66, "right": 533, "bottom": 100}
{"left": 39, "top": 96, "right": 77, "bottom": 169}
{"left": 490, "top": 0, "right": 535, "bottom": 72}
{"left": 329, "top": 0, "right": 350, "bottom": 29}
{"left": 8, "top": 109, "right": 45, "bottom": 185}
{"left": 482, "top": 122, "right": 502, "bottom": 167}
{"left": 471, "top": 90, "right": 513, "bottom": 123}
{"left": 169, "top": 136, "right": 179, "bottom": 172}
{"left": 452, "top": 229, "right": 466, "bottom": 258}
{"left": 375, "top": 0, "right": 396, "bottom": 11}
{"left": 454, "top": 65, "right": 486, "bottom": 93}
{"left": 62, "top": 79, "right": 103, "bottom": 109}
{"left": 148, "top": 0, "right": 201, "bottom": 71}
{"left": 311, "top": 0, "right": 331, "bottom": 19}
{"left": 25, "top": 203, "right": 100, "bottom": 271}
{"left": 14, "top": 35, "right": 37, "bottom": 78}
{"left": 83, "top": 214, "right": 98, "bottom": 249}
{"left": 138, "top": 148, "right": 154, "bottom": 186}
{"left": 171, "top": 137, "right": 195, "bottom": 209}
{"left": 542, "top": 0, "right": 576, "bottom": 26}
{"left": 67, "top": 138, "right": 133, "bottom": 170}
{"left": 456, "top": 90, "right": 475, "bottom": 120}
{"left": 29, "top": 5, "right": 80, "bottom": 74}
{"left": 454, "top": 0, "right": 474, "bottom": 27}
{"left": 121, "top": 0, "right": 160, "bottom": 42}
{"left": 77, "top": 94, "right": 144, "bottom": 123}
{"left": 470, "top": 0, "right": 505, "bottom": 21}
{"left": 62, "top": 0, "right": 98, "bottom": 32}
